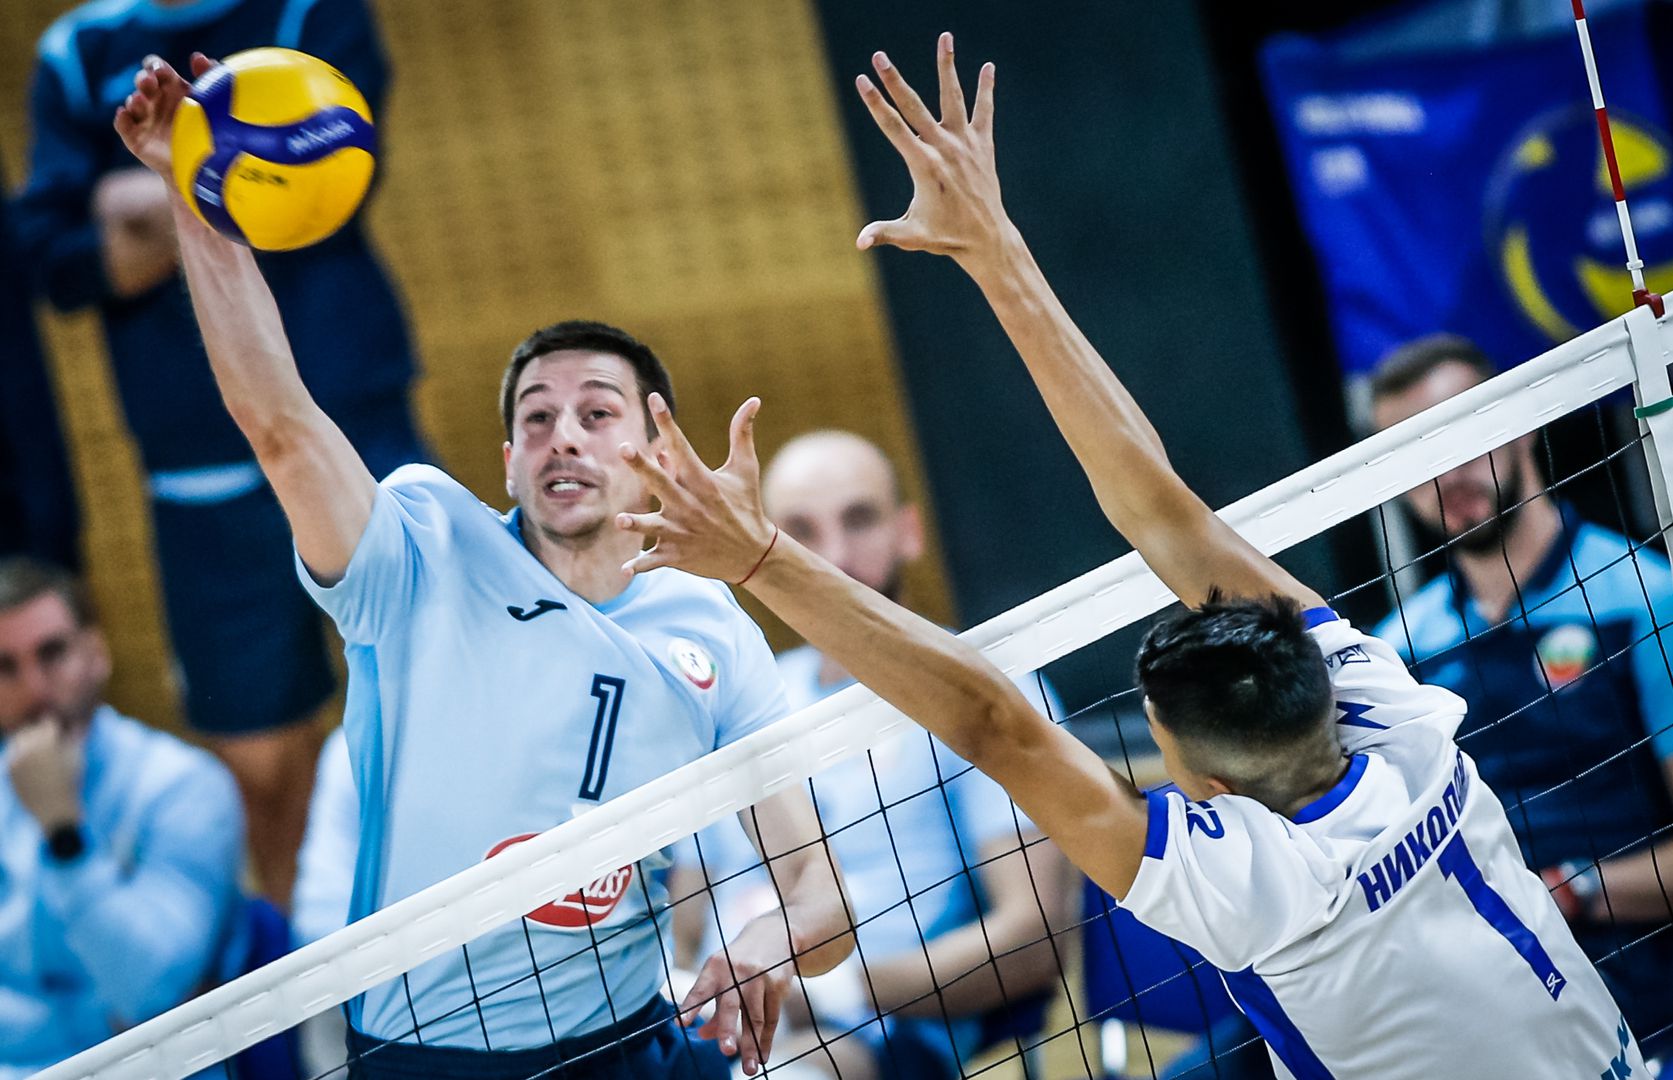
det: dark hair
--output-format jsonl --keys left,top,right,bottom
{"left": 1135, "top": 592, "right": 1330, "bottom": 752}
{"left": 1369, "top": 333, "right": 1496, "bottom": 403}
{"left": 500, "top": 320, "right": 675, "bottom": 442}
{"left": 0, "top": 557, "right": 93, "bottom": 628}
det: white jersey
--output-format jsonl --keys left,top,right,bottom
{"left": 298, "top": 465, "right": 789, "bottom": 1049}
{"left": 1121, "top": 611, "right": 1643, "bottom": 1080}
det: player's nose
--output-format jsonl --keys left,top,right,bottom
{"left": 11, "top": 667, "right": 52, "bottom": 719}
{"left": 551, "top": 412, "right": 587, "bottom": 456}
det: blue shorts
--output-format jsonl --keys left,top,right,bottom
{"left": 344, "top": 997, "right": 730, "bottom": 1080}
{"left": 150, "top": 403, "right": 425, "bottom": 736}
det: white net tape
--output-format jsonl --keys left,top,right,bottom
{"left": 41, "top": 307, "right": 1673, "bottom": 1080}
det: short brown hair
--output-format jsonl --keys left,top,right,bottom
{"left": 1369, "top": 333, "right": 1497, "bottom": 404}
{"left": 500, "top": 320, "right": 675, "bottom": 442}
{"left": 0, "top": 557, "right": 93, "bottom": 628}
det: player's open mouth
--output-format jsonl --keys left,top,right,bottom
{"left": 546, "top": 480, "right": 591, "bottom": 492}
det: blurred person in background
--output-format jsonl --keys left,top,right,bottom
{"left": 12, "top": 0, "right": 427, "bottom": 904}
{"left": 293, "top": 724, "right": 354, "bottom": 949}
{"left": 0, "top": 146, "right": 79, "bottom": 570}
{"left": 672, "top": 431, "right": 1074, "bottom": 1080}
{"left": 1369, "top": 333, "right": 1673, "bottom": 1057}
{"left": 0, "top": 557, "right": 244, "bottom": 1077}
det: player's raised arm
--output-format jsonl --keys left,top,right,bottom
{"left": 615, "top": 397, "right": 1151, "bottom": 900}
{"left": 855, "top": 35, "right": 1321, "bottom": 611}
{"left": 114, "top": 56, "right": 375, "bottom": 583}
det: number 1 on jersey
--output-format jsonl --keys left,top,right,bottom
{"left": 578, "top": 675, "right": 626, "bottom": 802}
{"left": 1437, "top": 834, "right": 1566, "bottom": 1001}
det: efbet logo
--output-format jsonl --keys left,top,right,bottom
{"left": 484, "top": 833, "right": 633, "bottom": 929}
{"left": 1485, "top": 103, "right": 1673, "bottom": 343}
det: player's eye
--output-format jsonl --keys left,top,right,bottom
{"left": 523, "top": 410, "right": 551, "bottom": 426}
{"left": 37, "top": 638, "right": 69, "bottom": 668}
{"left": 842, "top": 504, "right": 883, "bottom": 532}
{"left": 782, "top": 518, "right": 817, "bottom": 544}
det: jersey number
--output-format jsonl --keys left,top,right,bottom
{"left": 578, "top": 675, "right": 626, "bottom": 802}
{"left": 1437, "top": 834, "right": 1566, "bottom": 1001}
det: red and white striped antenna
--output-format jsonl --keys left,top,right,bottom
{"left": 1568, "top": 0, "right": 1665, "bottom": 316}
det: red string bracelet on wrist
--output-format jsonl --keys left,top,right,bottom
{"left": 737, "top": 525, "right": 779, "bottom": 586}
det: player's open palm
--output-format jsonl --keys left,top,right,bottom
{"left": 856, "top": 33, "right": 1009, "bottom": 263}
{"left": 617, "top": 394, "right": 778, "bottom": 584}
{"left": 114, "top": 53, "right": 216, "bottom": 176}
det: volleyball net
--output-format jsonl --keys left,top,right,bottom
{"left": 38, "top": 305, "right": 1673, "bottom": 1079}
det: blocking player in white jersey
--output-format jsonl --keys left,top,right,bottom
{"left": 611, "top": 35, "right": 1647, "bottom": 1079}
{"left": 112, "top": 55, "right": 851, "bottom": 1079}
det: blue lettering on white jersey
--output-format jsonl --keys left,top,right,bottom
{"left": 1120, "top": 612, "right": 1645, "bottom": 1079}
{"left": 297, "top": 465, "right": 790, "bottom": 1048}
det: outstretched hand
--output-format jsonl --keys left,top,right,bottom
{"left": 615, "top": 394, "right": 777, "bottom": 584}
{"left": 114, "top": 52, "right": 217, "bottom": 176}
{"left": 855, "top": 32, "right": 1010, "bottom": 264}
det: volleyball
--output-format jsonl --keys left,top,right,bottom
{"left": 170, "top": 47, "right": 376, "bottom": 251}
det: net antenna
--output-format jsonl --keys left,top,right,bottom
{"left": 1569, "top": 0, "right": 1665, "bottom": 317}
{"left": 1569, "top": 0, "right": 1673, "bottom": 534}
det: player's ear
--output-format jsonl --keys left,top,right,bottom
{"left": 897, "top": 501, "right": 926, "bottom": 562}
{"left": 1198, "top": 774, "right": 1235, "bottom": 799}
{"left": 503, "top": 441, "right": 516, "bottom": 499}
{"left": 85, "top": 626, "right": 113, "bottom": 690}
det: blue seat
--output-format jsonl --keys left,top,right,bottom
{"left": 225, "top": 897, "right": 302, "bottom": 1079}
{"left": 1081, "top": 878, "right": 1236, "bottom": 1035}
{"left": 975, "top": 987, "right": 1052, "bottom": 1059}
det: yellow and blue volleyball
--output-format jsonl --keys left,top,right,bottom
{"left": 171, "top": 48, "right": 375, "bottom": 252}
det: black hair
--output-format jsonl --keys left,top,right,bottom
{"left": 0, "top": 557, "right": 93, "bottom": 628}
{"left": 1135, "top": 592, "right": 1331, "bottom": 752}
{"left": 1369, "top": 333, "right": 1496, "bottom": 404}
{"left": 500, "top": 320, "right": 674, "bottom": 442}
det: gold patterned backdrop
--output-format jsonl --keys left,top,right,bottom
{"left": 0, "top": 0, "right": 954, "bottom": 733}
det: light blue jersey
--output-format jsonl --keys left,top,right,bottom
{"left": 298, "top": 465, "right": 789, "bottom": 1049}
{"left": 679, "top": 645, "right": 1056, "bottom": 1065}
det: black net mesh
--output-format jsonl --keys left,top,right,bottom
{"left": 81, "top": 397, "right": 1673, "bottom": 1080}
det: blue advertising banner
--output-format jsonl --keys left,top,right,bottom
{"left": 1262, "top": 1, "right": 1673, "bottom": 375}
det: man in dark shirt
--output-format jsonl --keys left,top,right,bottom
{"left": 0, "top": 146, "right": 78, "bottom": 570}
{"left": 13, "top": 0, "right": 426, "bottom": 903}
{"left": 1371, "top": 333, "right": 1673, "bottom": 1054}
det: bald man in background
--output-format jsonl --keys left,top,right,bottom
{"left": 672, "top": 431, "right": 1073, "bottom": 1080}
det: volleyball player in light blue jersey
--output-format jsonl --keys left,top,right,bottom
{"left": 112, "top": 56, "right": 851, "bottom": 1080}
{"left": 619, "top": 37, "right": 1647, "bottom": 1079}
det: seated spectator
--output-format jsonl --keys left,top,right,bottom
{"left": 1369, "top": 334, "right": 1673, "bottom": 1056}
{"left": 671, "top": 431, "right": 1073, "bottom": 1080}
{"left": 293, "top": 725, "right": 354, "bottom": 948}
{"left": 0, "top": 558, "right": 244, "bottom": 1076}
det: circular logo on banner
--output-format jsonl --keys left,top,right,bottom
{"left": 1485, "top": 103, "right": 1673, "bottom": 343}
{"left": 484, "top": 833, "right": 633, "bottom": 929}
{"left": 668, "top": 637, "right": 718, "bottom": 690}
{"left": 1534, "top": 623, "right": 1598, "bottom": 690}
